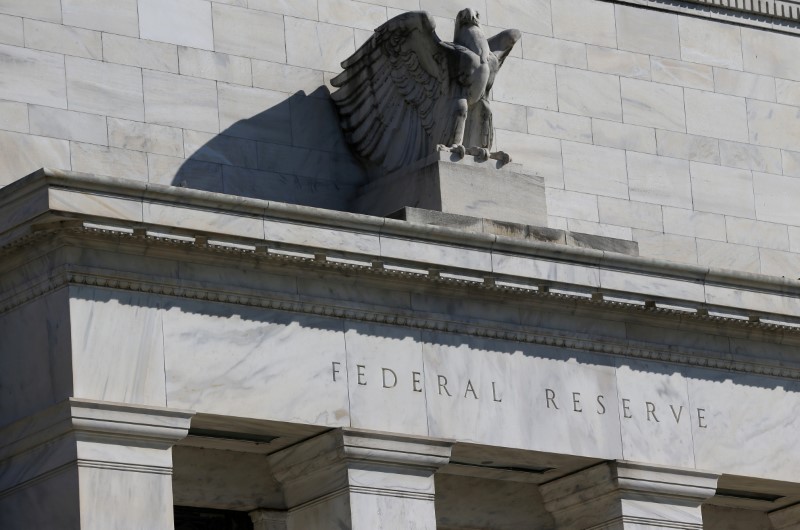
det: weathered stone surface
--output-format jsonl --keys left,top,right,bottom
{"left": 656, "top": 130, "right": 720, "bottom": 164}
{"left": 182, "top": 47, "right": 253, "bottom": 86}
{"left": 0, "top": 43, "right": 66, "bottom": 108}
{"left": 139, "top": 0, "right": 213, "bottom": 50}
{"left": 551, "top": 0, "right": 616, "bottom": 48}
{"left": 615, "top": 4, "right": 680, "bottom": 59}
{"left": 23, "top": 19, "right": 102, "bottom": 59}
{"left": 492, "top": 58, "right": 557, "bottom": 110}
{"left": 747, "top": 100, "right": 800, "bottom": 151}
{"left": 286, "top": 17, "right": 354, "bottom": 72}
{"left": 546, "top": 188, "right": 599, "bottom": 222}
{"left": 650, "top": 57, "right": 713, "bottom": 91}
{"left": 556, "top": 66, "right": 621, "bottom": 121}
{"left": 108, "top": 118, "right": 184, "bottom": 158}
{"left": 621, "top": 77, "right": 685, "bottom": 132}
{"left": 0, "top": 130, "right": 69, "bottom": 184}
{"left": 691, "top": 162, "right": 755, "bottom": 218}
{"left": 679, "top": 16, "right": 743, "bottom": 70}
{"left": 521, "top": 34, "right": 586, "bottom": 68}
{"left": 685, "top": 89, "right": 748, "bottom": 143}
{"left": 29, "top": 105, "right": 108, "bottom": 145}
{"left": 66, "top": 56, "right": 143, "bottom": 121}
{"left": 494, "top": 129, "right": 563, "bottom": 187}
{"left": 486, "top": 0, "right": 551, "bottom": 37}
{"left": 562, "top": 141, "right": 628, "bottom": 199}
{"left": 62, "top": 0, "right": 139, "bottom": 37}
{"left": 586, "top": 45, "right": 650, "bottom": 80}
{"left": 0, "top": 13, "right": 22, "bottom": 46}
{"left": 713, "top": 68, "right": 775, "bottom": 101}
{"left": 592, "top": 119, "right": 656, "bottom": 154}
{"left": 218, "top": 83, "right": 290, "bottom": 144}
{"left": 70, "top": 142, "right": 148, "bottom": 181}
{"left": 662, "top": 207, "right": 726, "bottom": 242}
{"left": 103, "top": 34, "right": 179, "bottom": 73}
{"left": 143, "top": 70, "right": 218, "bottom": 134}
{"left": 627, "top": 152, "right": 692, "bottom": 208}
{"left": 527, "top": 107, "right": 591, "bottom": 143}
{"left": 0, "top": 0, "right": 61, "bottom": 23}
{"left": 213, "top": 4, "right": 285, "bottom": 62}
{"left": 0, "top": 99, "right": 27, "bottom": 133}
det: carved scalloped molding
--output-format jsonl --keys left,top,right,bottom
{"left": 2, "top": 225, "right": 799, "bottom": 381}
{"left": 620, "top": 0, "right": 800, "bottom": 32}
{"left": 684, "top": 0, "right": 800, "bottom": 21}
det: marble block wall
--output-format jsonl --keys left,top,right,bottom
{"left": 3, "top": 0, "right": 800, "bottom": 276}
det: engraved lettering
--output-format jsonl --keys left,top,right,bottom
{"left": 412, "top": 371, "right": 423, "bottom": 392}
{"left": 697, "top": 408, "right": 708, "bottom": 428}
{"left": 464, "top": 380, "right": 478, "bottom": 399}
{"left": 596, "top": 395, "right": 606, "bottom": 415}
{"left": 546, "top": 388, "right": 559, "bottom": 409}
{"left": 623, "top": 398, "right": 632, "bottom": 418}
{"left": 438, "top": 375, "right": 452, "bottom": 396}
{"left": 670, "top": 405, "right": 684, "bottom": 423}
{"left": 572, "top": 392, "right": 582, "bottom": 412}
{"left": 357, "top": 365, "right": 366, "bottom": 386}
{"left": 382, "top": 368, "right": 397, "bottom": 388}
{"left": 332, "top": 361, "right": 341, "bottom": 382}
{"left": 646, "top": 402, "right": 660, "bottom": 422}
{"left": 492, "top": 382, "right": 502, "bottom": 402}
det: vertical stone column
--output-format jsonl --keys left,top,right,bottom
{"left": 769, "top": 503, "right": 800, "bottom": 529}
{"left": 0, "top": 398, "right": 193, "bottom": 529}
{"left": 268, "top": 428, "right": 452, "bottom": 529}
{"left": 540, "top": 461, "right": 719, "bottom": 530}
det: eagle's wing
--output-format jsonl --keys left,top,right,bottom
{"left": 487, "top": 29, "right": 522, "bottom": 70}
{"left": 330, "top": 12, "right": 457, "bottom": 174}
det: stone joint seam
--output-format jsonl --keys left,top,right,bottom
{"left": 585, "top": 516, "right": 702, "bottom": 530}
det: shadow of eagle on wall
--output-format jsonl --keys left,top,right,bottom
{"left": 330, "top": 8, "right": 521, "bottom": 176}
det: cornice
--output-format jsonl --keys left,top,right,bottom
{"left": 2, "top": 225, "right": 799, "bottom": 381}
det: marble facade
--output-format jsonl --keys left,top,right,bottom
{"left": 1, "top": 169, "right": 800, "bottom": 528}
{"left": 2, "top": 0, "right": 800, "bottom": 528}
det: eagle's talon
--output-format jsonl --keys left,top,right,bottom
{"left": 490, "top": 151, "right": 512, "bottom": 165}
{"left": 466, "top": 146, "right": 490, "bottom": 161}
{"left": 450, "top": 144, "right": 466, "bottom": 159}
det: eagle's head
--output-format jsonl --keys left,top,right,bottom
{"left": 456, "top": 8, "right": 481, "bottom": 28}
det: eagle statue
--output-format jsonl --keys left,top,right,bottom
{"left": 330, "top": 8, "right": 521, "bottom": 176}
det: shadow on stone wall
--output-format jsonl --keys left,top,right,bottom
{"left": 172, "top": 87, "right": 366, "bottom": 212}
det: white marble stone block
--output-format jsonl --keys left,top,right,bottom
{"left": 213, "top": 4, "right": 285, "bottom": 62}
{"left": 70, "top": 142, "right": 148, "bottom": 181}
{"left": 184, "top": 129, "right": 258, "bottom": 169}
{"left": 697, "top": 238, "right": 760, "bottom": 273}
{"left": 108, "top": 117, "right": 184, "bottom": 158}
{"left": 615, "top": 4, "right": 680, "bottom": 59}
{"left": 633, "top": 229, "right": 698, "bottom": 264}
{"left": 679, "top": 15, "right": 743, "bottom": 70}
{"left": 752, "top": 171, "right": 800, "bottom": 226}
{"left": 0, "top": 0, "right": 61, "bottom": 23}
{"left": 562, "top": 141, "right": 628, "bottom": 199}
{"left": 656, "top": 130, "right": 720, "bottom": 164}
{"left": 23, "top": 19, "right": 102, "bottom": 60}
{"left": 0, "top": 130, "right": 70, "bottom": 185}
{"left": 62, "top": 0, "right": 139, "bottom": 37}
{"left": 527, "top": 107, "right": 591, "bottom": 143}
{"left": 218, "top": 83, "right": 291, "bottom": 144}
{"left": 490, "top": 101, "right": 527, "bottom": 133}
{"left": 650, "top": 57, "right": 713, "bottom": 91}
{"left": 486, "top": 0, "right": 551, "bottom": 36}
{"left": 742, "top": 26, "right": 800, "bottom": 81}
{"left": 592, "top": 119, "right": 656, "bottom": 154}
{"left": 494, "top": 129, "right": 564, "bottom": 188}
{"left": 492, "top": 57, "right": 557, "bottom": 110}
{"left": 685, "top": 89, "right": 748, "bottom": 143}
{"left": 690, "top": 161, "right": 755, "bottom": 218}
{"left": 139, "top": 0, "right": 213, "bottom": 49}
{"left": 626, "top": 152, "right": 692, "bottom": 209}
{"left": 598, "top": 196, "right": 662, "bottom": 232}
{"left": 285, "top": 17, "right": 355, "bottom": 72}
{"left": 725, "top": 217, "right": 789, "bottom": 251}
{"left": 319, "top": 0, "right": 387, "bottom": 31}
{"left": 747, "top": 99, "right": 800, "bottom": 151}
{"left": 587, "top": 46, "right": 650, "bottom": 80}
{"left": 662, "top": 207, "right": 726, "bottom": 241}
{"left": 718, "top": 140, "right": 782, "bottom": 174}
{"left": 556, "top": 66, "right": 622, "bottom": 121}
{"left": 713, "top": 67, "right": 776, "bottom": 101}
{"left": 775, "top": 78, "right": 800, "bottom": 106}
{"left": 103, "top": 33, "right": 179, "bottom": 73}
{"left": 545, "top": 188, "right": 599, "bottom": 222}
{"left": 621, "top": 77, "right": 685, "bottom": 132}
{"left": 181, "top": 47, "right": 253, "bottom": 86}
{"left": 143, "top": 70, "right": 218, "bottom": 133}
{"left": 29, "top": 105, "right": 108, "bottom": 146}
{"left": 0, "top": 43, "right": 66, "bottom": 108}
{"left": 65, "top": 56, "right": 143, "bottom": 121}
{"left": 521, "top": 34, "right": 586, "bottom": 68}
{"left": 248, "top": 0, "right": 318, "bottom": 19}
{"left": 0, "top": 13, "right": 22, "bottom": 46}
{"left": 0, "top": 99, "right": 27, "bottom": 133}
{"left": 551, "top": 0, "right": 616, "bottom": 48}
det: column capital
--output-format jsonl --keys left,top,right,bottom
{"left": 268, "top": 428, "right": 453, "bottom": 508}
{"left": 540, "top": 461, "right": 719, "bottom": 530}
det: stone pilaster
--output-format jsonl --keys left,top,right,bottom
{"left": 0, "top": 398, "right": 193, "bottom": 529}
{"left": 769, "top": 503, "right": 800, "bottom": 529}
{"left": 268, "top": 428, "right": 452, "bottom": 529}
{"left": 540, "top": 461, "right": 719, "bottom": 530}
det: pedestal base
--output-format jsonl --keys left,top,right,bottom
{"left": 354, "top": 152, "right": 547, "bottom": 227}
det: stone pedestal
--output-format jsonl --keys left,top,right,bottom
{"left": 353, "top": 152, "right": 547, "bottom": 227}
{"left": 268, "top": 428, "right": 452, "bottom": 529}
{"left": 540, "top": 461, "right": 719, "bottom": 530}
{"left": 0, "top": 399, "right": 193, "bottom": 530}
